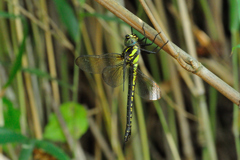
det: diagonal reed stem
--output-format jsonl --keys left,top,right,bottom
{"left": 94, "top": 0, "right": 240, "bottom": 106}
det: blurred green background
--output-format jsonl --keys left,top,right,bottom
{"left": 0, "top": 0, "right": 240, "bottom": 159}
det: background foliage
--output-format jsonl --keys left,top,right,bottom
{"left": 0, "top": 0, "right": 240, "bottom": 160}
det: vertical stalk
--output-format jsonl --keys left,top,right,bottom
{"left": 177, "top": 0, "right": 217, "bottom": 159}
{"left": 14, "top": 0, "right": 42, "bottom": 139}
{"left": 154, "top": 101, "right": 181, "bottom": 160}
{"left": 135, "top": 96, "right": 150, "bottom": 160}
{"left": 199, "top": 0, "right": 218, "bottom": 39}
{"left": 229, "top": 0, "right": 240, "bottom": 158}
{"left": 209, "top": 87, "right": 217, "bottom": 139}
{"left": 7, "top": 0, "right": 27, "bottom": 135}
{"left": 232, "top": 31, "right": 240, "bottom": 159}
{"left": 40, "top": 0, "right": 60, "bottom": 104}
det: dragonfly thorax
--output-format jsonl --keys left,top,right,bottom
{"left": 124, "top": 34, "right": 138, "bottom": 47}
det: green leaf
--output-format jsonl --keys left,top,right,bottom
{"left": 3, "top": 97, "right": 21, "bottom": 132}
{"left": 232, "top": 44, "right": 240, "bottom": 52}
{"left": 43, "top": 114, "right": 65, "bottom": 142}
{"left": 53, "top": 0, "right": 79, "bottom": 42}
{"left": 0, "top": 11, "right": 21, "bottom": 19}
{"left": 0, "top": 128, "right": 70, "bottom": 159}
{"left": 78, "top": 0, "right": 86, "bottom": 5}
{"left": 19, "top": 140, "right": 35, "bottom": 160}
{"left": 43, "top": 102, "right": 88, "bottom": 142}
{"left": 35, "top": 140, "right": 70, "bottom": 160}
{"left": 3, "top": 19, "right": 28, "bottom": 88}
{"left": 231, "top": 44, "right": 240, "bottom": 56}
{"left": 0, "top": 127, "right": 27, "bottom": 144}
{"left": 229, "top": 0, "right": 240, "bottom": 31}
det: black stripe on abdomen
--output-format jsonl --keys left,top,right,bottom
{"left": 124, "top": 67, "right": 136, "bottom": 142}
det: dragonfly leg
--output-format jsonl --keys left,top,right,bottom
{"left": 141, "top": 40, "right": 169, "bottom": 54}
{"left": 154, "top": 40, "right": 169, "bottom": 53}
{"left": 139, "top": 23, "right": 161, "bottom": 46}
{"left": 140, "top": 31, "right": 161, "bottom": 47}
{"left": 138, "top": 23, "right": 169, "bottom": 54}
{"left": 139, "top": 23, "right": 147, "bottom": 43}
{"left": 131, "top": 24, "right": 146, "bottom": 42}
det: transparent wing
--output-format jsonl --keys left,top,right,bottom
{"left": 76, "top": 53, "right": 160, "bottom": 100}
{"left": 75, "top": 53, "right": 123, "bottom": 74}
{"left": 102, "top": 66, "right": 161, "bottom": 99}
{"left": 102, "top": 63, "right": 128, "bottom": 88}
{"left": 135, "top": 69, "right": 161, "bottom": 100}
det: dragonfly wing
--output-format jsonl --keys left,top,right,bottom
{"left": 75, "top": 53, "right": 123, "bottom": 74}
{"left": 135, "top": 69, "right": 161, "bottom": 100}
{"left": 102, "top": 63, "right": 128, "bottom": 88}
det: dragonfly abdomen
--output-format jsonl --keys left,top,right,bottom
{"left": 124, "top": 65, "right": 138, "bottom": 142}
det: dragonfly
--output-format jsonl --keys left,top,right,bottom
{"left": 75, "top": 24, "right": 168, "bottom": 143}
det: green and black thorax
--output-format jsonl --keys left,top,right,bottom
{"left": 122, "top": 34, "right": 140, "bottom": 66}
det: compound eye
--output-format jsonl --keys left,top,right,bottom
{"left": 125, "top": 35, "right": 130, "bottom": 39}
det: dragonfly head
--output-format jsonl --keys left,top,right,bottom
{"left": 124, "top": 34, "right": 138, "bottom": 47}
